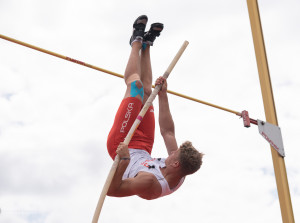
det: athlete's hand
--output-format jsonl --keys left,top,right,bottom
{"left": 155, "top": 76, "right": 167, "bottom": 95}
{"left": 116, "top": 142, "right": 130, "bottom": 159}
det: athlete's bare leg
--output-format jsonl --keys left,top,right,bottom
{"left": 140, "top": 45, "right": 152, "bottom": 103}
{"left": 123, "top": 15, "right": 148, "bottom": 102}
{"left": 124, "top": 42, "right": 142, "bottom": 85}
{"left": 140, "top": 23, "right": 164, "bottom": 103}
{"left": 123, "top": 42, "right": 143, "bottom": 102}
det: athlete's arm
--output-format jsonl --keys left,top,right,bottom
{"left": 107, "top": 143, "right": 161, "bottom": 200}
{"left": 156, "top": 77, "right": 178, "bottom": 155}
{"left": 107, "top": 172, "right": 161, "bottom": 200}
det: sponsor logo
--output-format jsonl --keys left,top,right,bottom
{"left": 120, "top": 103, "right": 134, "bottom": 133}
{"left": 141, "top": 158, "right": 155, "bottom": 168}
{"left": 66, "top": 57, "right": 86, "bottom": 66}
{"left": 261, "top": 132, "right": 280, "bottom": 152}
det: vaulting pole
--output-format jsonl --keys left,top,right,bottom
{"left": 91, "top": 41, "right": 189, "bottom": 223}
{"left": 247, "top": 1, "right": 294, "bottom": 222}
{"left": 0, "top": 34, "right": 241, "bottom": 117}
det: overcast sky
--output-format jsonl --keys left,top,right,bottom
{"left": 0, "top": 0, "right": 299, "bottom": 223}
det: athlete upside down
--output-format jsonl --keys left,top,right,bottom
{"left": 106, "top": 15, "right": 203, "bottom": 200}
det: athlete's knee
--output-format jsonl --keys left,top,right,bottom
{"left": 129, "top": 80, "right": 144, "bottom": 100}
{"left": 124, "top": 73, "right": 140, "bottom": 86}
{"left": 134, "top": 80, "right": 143, "bottom": 89}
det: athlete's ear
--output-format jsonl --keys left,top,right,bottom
{"left": 172, "top": 161, "right": 180, "bottom": 168}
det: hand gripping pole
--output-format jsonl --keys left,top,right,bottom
{"left": 91, "top": 41, "right": 189, "bottom": 223}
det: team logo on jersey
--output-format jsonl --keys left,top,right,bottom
{"left": 120, "top": 103, "right": 134, "bottom": 133}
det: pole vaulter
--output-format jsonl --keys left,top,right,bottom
{"left": 91, "top": 40, "right": 189, "bottom": 223}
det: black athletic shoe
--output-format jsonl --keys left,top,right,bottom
{"left": 129, "top": 15, "right": 148, "bottom": 46}
{"left": 143, "top": 23, "right": 164, "bottom": 46}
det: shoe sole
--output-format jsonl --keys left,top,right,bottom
{"left": 150, "top": 23, "right": 164, "bottom": 31}
{"left": 133, "top": 15, "right": 148, "bottom": 27}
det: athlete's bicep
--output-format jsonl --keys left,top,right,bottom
{"left": 109, "top": 174, "right": 154, "bottom": 197}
